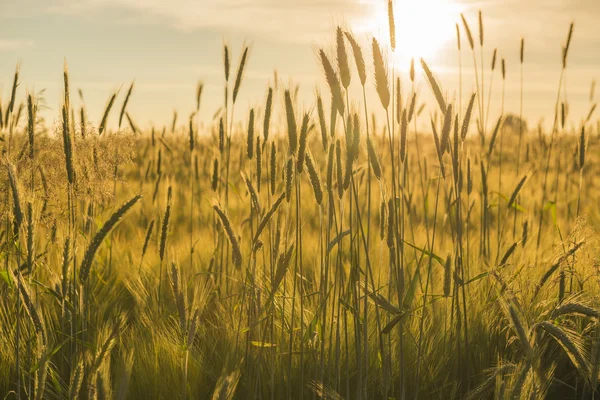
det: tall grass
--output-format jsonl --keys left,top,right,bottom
{"left": 0, "top": 10, "right": 599, "bottom": 400}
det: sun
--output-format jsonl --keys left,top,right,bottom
{"left": 361, "top": 0, "right": 463, "bottom": 69}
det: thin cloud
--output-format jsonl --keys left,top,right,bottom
{"left": 36, "top": 0, "right": 368, "bottom": 43}
{"left": 0, "top": 39, "right": 35, "bottom": 51}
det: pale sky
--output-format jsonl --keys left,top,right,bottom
{"left": 1, "top": 0, "right": 598, "bottom": 133}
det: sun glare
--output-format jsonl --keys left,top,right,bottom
{"left": 362, "top": 0, "right": 463, "bottom": 69}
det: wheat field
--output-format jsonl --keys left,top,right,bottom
{"left": 1, "top": 5, "right": 600, "bottom": 400}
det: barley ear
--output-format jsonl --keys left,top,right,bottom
{"left": 213, "top": 204, "right": 243, "bottom": 268}
{"left": 232, "top": 45, "right": 249, "bottom": 104}
{"left": 80, "top": 195, "right": 142, "bottom": 283}
{"left": 372, "top": 38, "right": 390, "bottom": 110}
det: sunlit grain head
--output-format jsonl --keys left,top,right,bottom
{"left": 361, "top": 0, "right": 463, "bottom": 69}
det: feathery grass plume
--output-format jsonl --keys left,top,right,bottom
{"left": 219, "top": 117, "right": 225, "bottom": 153}
{"left": 387, "top": 0, "right": 396, "bottom": 50}
{"left": 284, "top": 90, "right": 298, "bottom": 154}
{"left": 366, "top": 136, "right": 382, "bottom": 179}
{"left": 256, "top": 135, "right": 262, "bottom": 192}
{"left": 386, "top": 198, "right": 395, "bottom": 249}
{"left": 431, "top": 119, "right": 446, "bottom": 177}
{"left": 579, "top": 127, "right": 586, "bottom": 169}
{"left": 335, "top": 139, "right": 344, "bottom": 199}
{"left": 232, "top": 45, "right": 249, "bottom": 104}
{"left": 326, "top": 142, "right": 335, "bottom": 193}
{"left": 160, "top": 187, "right": 172, "bottom": 262}
{"left": 212, "top": 158, "right": 219, "bottom": 192}
{"left": 253, "top": 193, "right": 285, "bottom": 245}
{"left": 336, "top": 27, "right": 351, "bottom": 89}
{"left": 11, "top": 268, "right": 46, "bottom": 344}
{"left": 461, "top": 93, "right": 476, "bottom": 140}
{"left": 247, "top": 108, "right": 254, "bottom": 160}
{"left": 443, "top": 255, "right": 452, "bottom": 297}
{"left": 562, "top": 22, "right": 574, "bottom": 69}
{"left": 491, "top": 48, "right": 497, "bottom": 71}
{"left": 502, "top": 58, "right": 506, "bottom": 80}
{"left": 317, "top": 94, "right": 328, "bottom": 150}
{"left": 344, "top": 113, "right": 353, "bottom": 151}
{"left": 69, "top": 358, "right": 85, "bottom": 400}
{"left": 38, "top": 167, "right": 48, "bottom": 215}
{"left": 551, "top": 301, "right": 600, "bottom": 319}
{"left": 372, "top": 38, "right": 390, "bottom": 109}
{"left": 79, "top": 195, "right": 142, "bottom": 283}
{"left": 99, "top": 91, "right": 118, "bottom": 135}
{"left": 440, "top": 104, "right": 453, "bottom": 155}
{"left": 456, "top": 23, "right": 461, "bottom": 50}
{"left": 478, "top": 10, "right": 484, "bottom": 46}
{"left": 379, "top": 198, "right": 386, "bottom": 241}
{"left": 460, "top": 14, "right": 475, "bottom": 50}
{"left": 344, "top": 31, "right": 366, "bottom": 86}
{"left": 496, "top": 288, "right": 533, "bottom": 357}
{"left": 171, "top": 110, "right": 178, "bottom": 133}
{"left": 126, "top": 112, "right": 138, "bottom": 134}
{"left": 119, "top": 81, "right": 134, "bottom": 129}
{"left": 408, "top": 92, "right": 416, "bottom": 122}
{"left": 586, "top": 104, "right": 597, "bottom": 123}
{"left": 561, "top": 103, "right": 566, "bottom": 129}
{"left": 486, "top": 115, "right": 503, "bottom": 157}
{"left": 168, "top": 263, "right": 187, "bottom": 331}
{"left": 396, "top": 77, "right": 402, "bottom": 123}
{"left": 520, "top": 38, "right": 525, "bottom": 64}
{"left": 223, "top": 44, "right": 230, "bottom": 81}
{"left": 535, "top": 322, "right": 589, "bottom": 376}
{"left": 532, "top": 241, "right": 584, "bottom": 299}
{"left": 241, "top": 172, "right": 260, "bottom": 213}
{"left": 27, "top": 93, "right": 36, "bottom": 159}
{"left": 268, "top": 244, "right": 295, "bottom": 300}
{"left": 305, "top": 151, "right": 323, "bottom": 205}
{"left": 522, "top": 220, "right": 529, "bottom": 245}
{"left": 319, "top": 49, "right": 345, "bottom": 116}
{"left": 263, "top": 87, "right": 273, "bottom": 143}
{"left": 6, "top": 63, "right": 19, "bottom": 122}
{"left": 80, "top": 107, "right": 86, "bottom": 138}
{"left": 26, "top": 202, "right": 34, "bottom": 273}
{"left": 213, "top": 204, "right": 243, "bottom": 268}
{"left": 399, "top": 108, "right": 409, "bottom": 162}
{"left": 156, "top": 148, "right": 162, "bottom": 176}
{"left": 34, "top": 349, "right": 49, "bottom": 400}
{"left": 421, "top": 59, "right": 447, "bottom": 113}
{"left": 188, "top": 113, "right": 195, "bottom": 152}
{"left": 507, "top": 175, "right": 528, "bottom": 209}
{"left": 499, "top": 242, "right": 518, "bottom": 267}
{"left": 480, "top": 161, "right": 488, "bottom": 195}
{"left": 196, "top": 81, "right": 204, "bottom": 111}
{"left": 13, "top": 103, "right": 24, "bottom": 131}
{"left": 187, "top": 308, "right": 200, "bottom": 348}
{"left": 308, "top": 381, "right": 344, "bottom": 400}
{"left": 61, "top": 105, "right": 76, "bottom": 185}
{"left": 211, "top": 364, "right": 242, "bottom": 400}
{"left": 141, "top": 219, "right": 155, "bottom": 259}
{"left": 285, "top": 157, "right": 294, "bottom": 203}
{"left": 410, "top": 57, "right": 415, "bottom": 82}
{"left": 270, "top": 141, "right": 277, "bottom": 195}
{"left": 63, "top": 60, "right": 70, "bottom": 111}
{"left": 297, "top": 112, "right": 310, "bottom": 172}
